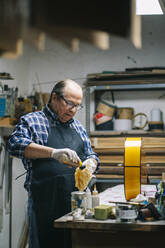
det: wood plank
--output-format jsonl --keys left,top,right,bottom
{"left": 33, "top": 25, "right": 110, "bottom": 51}
{"left": 91, "top": 137, "right": 165, "bottom": 144}
{"left": 86, "top": 79, "right": 165, "bottom": 87}
{"left": 96, "top": 174, "right": 123, "bottom": 179}
{"left": 23, "top": 27, "right": 45, "bottom": 51}
{"left": 98, "top": 166, "right": 124, "bottom": 174}
{"left": 91, "top": 137, "right": 125, "bottom": 147}
{"left": 91, "top": 137, "right": 165, "bottom": 154}
{"left": 0, "top": 118, "right": 16, "bottom": 127}
{"left": 98, "top": 165, "right": 165, "bottom": 175}
{"left": 95, "top": 174, "right": 161, "bottom": 180}
{"left": 87, "top": 71, "right": 165, "bottom": 80}
{"left": 91, "top": 137, "right": 165, "bottom": 146}
{"left": 98, "top": 155, "right": 165, "bottom": 164}
{"left": 92, "top": 136, "right": 165, "bottom": 179}
{"left": 30, "top": 1, "right": 131, "bottom": 38}
{"left": 93, "top": 148, "right": 165, "bottom": 154}
{"left": 130, "top": 0, "right": 141, "bottom": 49}
{"left": 0, "top": 39, "right": 23, "bottom": 59}
{"left": 90, "top": 131, "right": 165, "bottom": 137}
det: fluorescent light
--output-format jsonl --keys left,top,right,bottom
{"left": 136, "top": 0, "right": 164, "bottom": 15}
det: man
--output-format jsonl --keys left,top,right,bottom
{"left": 8, "top": 79, "right": 100, "bottom": 248}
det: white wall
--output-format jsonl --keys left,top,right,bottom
{"left": 0, "top": 15, "right": 165, "bottom": 247}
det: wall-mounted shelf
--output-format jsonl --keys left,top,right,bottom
{"left": 0, "top": 72, "right": 14, "bottom": 80}
{"left": 90, "top": 130, "right": 165, "bottom": 137}
{"left": 84, "top": 70, "right": 165, "bottom": 136}
{"left": 89, "top": 83, "right": 165, "bottom": 91}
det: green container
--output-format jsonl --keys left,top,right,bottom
{"left": 94, "top": 204, "right": 112, "bottom": 220}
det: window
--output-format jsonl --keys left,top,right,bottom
{"left": 136, "top": 0, "right": 164, "bottom": 15}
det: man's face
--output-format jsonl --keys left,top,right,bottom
{"left": 50, "top": 84, "right": 83, "bottom": 123}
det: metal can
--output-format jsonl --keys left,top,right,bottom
{"left": 116, "top": 204, "right": 138, "bottom": 222}
{"left": 71, "top": 191, "right": 86, "bottom": 211}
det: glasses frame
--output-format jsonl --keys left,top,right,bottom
{"left": 60, "top": 95, "right": 83, "bottom": 110}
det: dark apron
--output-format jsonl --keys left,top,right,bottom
{"left": 30, "top": 109, "right": 85, "bottom": 248}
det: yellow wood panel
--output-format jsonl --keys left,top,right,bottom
{"left": 125, "top": 167, "right": 141, "bottom": 200}
{"left": 124, "top": 138, "right": 141, "bottom": 200}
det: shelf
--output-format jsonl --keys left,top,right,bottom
{"left": 0, "top": 118, "right": 15, "bottom": 128}
{"left": 89, "top": 83, "right": 165, "bottom": 91}
{"left": 85, "top": 70, "right": 165, "bottom": 90}
{"left": 86, "top": 71, "right": 165, "bottom": 84}
{"left": 85, "top": 70, "right": 165, "bottom": 135}
{"left": 89, "top": 130, "right": 165, "bottom": 137}
{"left": 0, "top": 73, "right": 14, "bottom": 80}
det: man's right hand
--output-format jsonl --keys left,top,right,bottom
{"left": 51, "top": 148, "right": 80, "bottom": 165}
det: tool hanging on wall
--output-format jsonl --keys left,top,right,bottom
{"left": 124, "top": 137, "right": 142, "bottom": 201}
{"left": 35, "top": 72, "right": 44, "bottom": 109}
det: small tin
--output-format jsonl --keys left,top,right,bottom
{"left": 116, "top": 204, "right": 138, "bottom": 222}
{"left": 71, "top": 191, "right": 86, "bottom": 211}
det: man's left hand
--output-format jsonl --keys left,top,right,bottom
{"left": 82, "top": 158, "right": 97, "bottom": 174}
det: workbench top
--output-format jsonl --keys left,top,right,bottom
{"left": 54, "top": 184, "right": 165, "bottom": 233}
{"left": 54, "top": 213, "right": 165, "bottom": 232}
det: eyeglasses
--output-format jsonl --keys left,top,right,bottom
{"left": 60, "top": 95, "right": 83, "bottom": 110}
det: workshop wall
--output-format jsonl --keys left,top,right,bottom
{"left": 24, "top": 15, "right": 165, "bottom": 127}
{"left": 0, "top": 15, "right": 165, "bottom": 247}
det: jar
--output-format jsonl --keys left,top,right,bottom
{"left": 71, "top": 191, "right": 86, "bottom": 211}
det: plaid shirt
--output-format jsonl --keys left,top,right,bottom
{"left": 8, "top": 105, "right": 100, "bottom": 191}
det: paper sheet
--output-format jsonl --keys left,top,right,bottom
{"left": 99, "top": 184, "right": 157, "bottom": 205}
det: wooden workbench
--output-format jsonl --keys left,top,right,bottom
{"left": 54, "top": 214, "right": 165, "bottom": 248}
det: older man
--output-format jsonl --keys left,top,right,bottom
{"left": 8, "top": 79, "right": 99, "bottom": 248}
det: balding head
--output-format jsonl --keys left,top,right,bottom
{"left": 63, "top": 79, "right": 82, "bottom": 99}
{"left": 50, "top": 79, "right": 82, "bottom": 100}
{"left": 64, "top": 79, "right": 82, "bottom": 91}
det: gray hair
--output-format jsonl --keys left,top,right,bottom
{"left": 48, "top": 80, "right": 66, "bottom": 104}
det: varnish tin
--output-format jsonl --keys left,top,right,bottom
{"left": 71, "top": 191, "right": 86, "bottom": 211}
{"left": 116, "top": 204, "right": 138, "bottom": 222}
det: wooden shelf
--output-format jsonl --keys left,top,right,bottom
{"left": 0, "top": 118, "right": 15, "bottom": 128}
{"left": 90, "top": 130, "right": 165, "bottom": 137}
{"left": 85, "top": 69, "right": 165, "bottom": 135}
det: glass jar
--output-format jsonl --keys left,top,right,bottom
{"left": 71, "top": 191, "right": 86, "bottom": 211}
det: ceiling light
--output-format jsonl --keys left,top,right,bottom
{"left": 136, "top": 0, "right": 164, "bottom": 15}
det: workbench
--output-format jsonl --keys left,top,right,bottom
{"left": 54, "top": 214, "right": 165, "bottom": 248}
{"left": 54, "top": 184, "right": 164, "bottom": 248}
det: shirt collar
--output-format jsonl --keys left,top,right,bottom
{"left": 44, "top": 104, "right": 74, "bottom": 124}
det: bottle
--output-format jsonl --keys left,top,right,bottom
{"left": 85, "top": 187, "right": 92, "bottom": 209}
{"left": 92, "top": 184, "right": 100, "bottom": 209}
